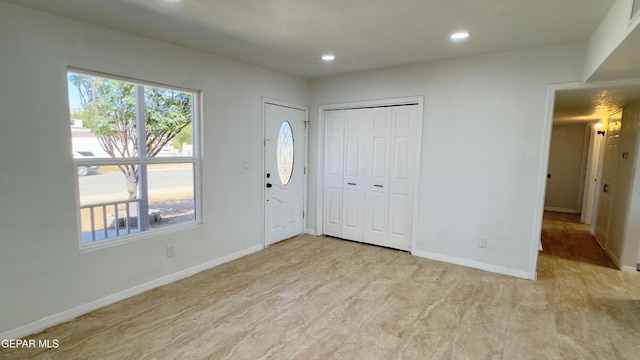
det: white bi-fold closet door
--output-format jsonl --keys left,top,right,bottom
{"left": 323, "top": 105, "right": 418, "bottom": 251}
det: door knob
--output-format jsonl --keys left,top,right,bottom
{"left": 266, "top": 183, "right": 272, "bottom": 188}
{"left": 603, "top": 184, "right": 609, "bottom": 193}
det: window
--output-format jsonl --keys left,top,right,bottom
{"left": 68, "top": 70, "right": 199, "bottom": 246}
{"left": 276, "top": 121, "right": 294, "bottom": 185}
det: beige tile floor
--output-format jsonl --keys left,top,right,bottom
{"left": 3, "top": 212, "right": 640, "bottom": 359}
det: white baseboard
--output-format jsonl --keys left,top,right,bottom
{"left": 621, "top": 266, "right": 637, "bottom": 273}
{"left": 544, "top": 206, "right": 578, "bottom": 214}
{"left": 305, "top": 228, "right": 317, "bottom": 236}
{"left": 591, "top": 235, "right": 625, "bottom": 271}
{"left": 1, "top": 244, "right": 263, "bottom": 340}
{"left": 412, "top": 249, "right": 531, "bottom": 280}
{"left": 602, "top": 244, "right": 622, "bottom": 269}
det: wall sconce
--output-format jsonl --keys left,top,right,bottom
{"left": 597, "top": 130, "right": 606, "bottom": 136}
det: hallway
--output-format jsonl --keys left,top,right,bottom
{"left": 539, "top": 211, "right": 617, "bottom": 269}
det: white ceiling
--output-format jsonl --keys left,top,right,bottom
{"left": 554, "top": 82, "right": 640, "bottom": 122}
{"left": 6, "top": 0, "right": 640, "bottom": 121}
{"left": 6, "top": 0, "right": 617, "bottom": 78}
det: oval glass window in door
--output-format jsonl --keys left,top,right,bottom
{"left": 277, "top": 121, "right": 294, "bottom": 185}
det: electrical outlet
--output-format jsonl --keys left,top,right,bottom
{"left": 477, "top": 236, "right": 488, "bottom": 248}
{"left": 167, "top": 244, "right": 175, "bottom": 257}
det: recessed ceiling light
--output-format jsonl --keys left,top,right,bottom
{"left": 450, "top": 32, "right": 471, "bottom": 41}
{"left": 321, "top": 54, "right": 336, "bottom": 61}
{"left": 164, "top": 0, "right": 181, "bottom": 3}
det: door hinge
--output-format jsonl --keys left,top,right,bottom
{"left": 304, "top": 167, "right": 307, "bottom": 175}
{"left": 304, "top": 121, "right": 308, "bottom": 129}
{"left": 303, "top": 211, "right": 305, "bottom": 219}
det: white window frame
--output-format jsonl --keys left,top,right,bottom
{"left": 69, "top": 68, "right": 202, "bottom": 251}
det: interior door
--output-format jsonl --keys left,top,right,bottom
{"left": 595, "top": 118, "right": 621, "bottom": 245}
{"left": 363, "top": 107, "right": 392, "bottom": 245}
{"left": 323, "top": 110, "right": 345, "bottom": 238}
{"left": 342, "top": 108, "right": 368, "bottom": 241}
{"left": 386, "top": 105, "right": 418, "bottom": 250}
{"left": 264, "top": 103, "right": 306, "bottom": 246}
{"left": 544, "top": 124, "right": 588, "bottom": 213}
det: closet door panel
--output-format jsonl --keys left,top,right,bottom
{"left": 368, "top": 191, "right": 388, "bottom": 232}
{"left": 325, "top": 188, "right": 342, "bottom": 231}
{"left": 389, "top": 138, "right": 410, "bottom": 240}
{"left": 342, "top": 109, "right": 368, "bottom": 241}
{"left": 364, "top": 108, "right": 391, "bottom": 244}
{"left": 387, "top": 105, "right": 418, "bottom": 250}
{"left": 323, "top": 110, "right": 344, "bottom": 237}
{"left": 390, "top": 193, "right": 408, "bottom": 236}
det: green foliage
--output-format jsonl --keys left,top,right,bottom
{"left": 144, "top": 86, "right": 192, "bottom": 157}
{"left": 173, "top": 124, "right": 193, "bottom": 150}
{"left": 69, "top": 109, "right": 90, "bottom": 126}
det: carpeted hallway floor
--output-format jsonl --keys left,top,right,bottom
{"left": 3, "top": 211, "right": 640, "bottom": 359}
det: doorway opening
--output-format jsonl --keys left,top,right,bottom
{"left": 539, "top": 80, "right": 640, "bottom": 273}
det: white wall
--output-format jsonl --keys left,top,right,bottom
{"left": 309, "top": 43, "right": 587, "bottom": 279}
{"left": 584, "top": 0, "right": 639, "bottom": 80}
{"left": 0, "top": 2, "right": 309, "bottom": 336}
{"left": 544, "top": 124, "right": 588, "bottom": 213}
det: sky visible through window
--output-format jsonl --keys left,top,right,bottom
{"left": 67, "top": 76, "right": 82, "bottom": 111}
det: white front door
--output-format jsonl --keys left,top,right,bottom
{"left": 264, "top": 103, "right": 306, "bottom": 246}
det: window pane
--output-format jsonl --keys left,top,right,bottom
{"left": 78, "top": 165, "right": 136, "bottom": 203}
{"left": 77, "top": 162, "right": 196, "bottom": 243}
{"left": 68, "top": 73, "right": 137, "bottom": 158}
{"left": 147, "top": 163, "right": 196, "bottom": 227}
{"left": 277, "top": 121, "right": 294, "bottom": 185}
{"left": 144, "top": 86, "right": 194, "bottom": 157}
{"left": 78, "top": 165, "right": 142, "bottom": 243}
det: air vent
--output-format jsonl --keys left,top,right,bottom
{"left": 633, "top": 0, "right": 640, "bottom": 20}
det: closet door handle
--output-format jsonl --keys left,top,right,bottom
{"left": 374, "top": 185, "right": 384, "bottom": 188}
{"left": 347, "top": 182, "right": 356, "bottom": 186}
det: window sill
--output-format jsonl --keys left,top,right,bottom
{"left": 79, "top": 221, "right": 202, "bottom": 253}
